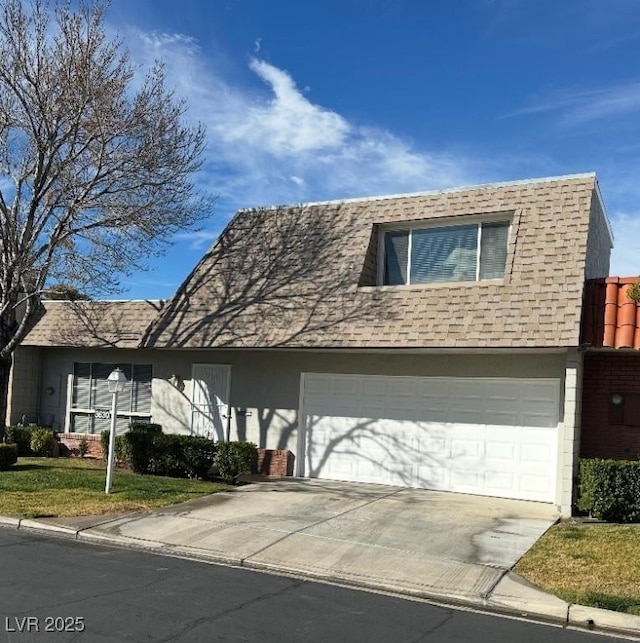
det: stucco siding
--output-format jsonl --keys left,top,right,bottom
{"left": 6, "top": 346, "right": 42, "bottom": 426}
{"left": 38, "top": 348, "right": 568, "bottom": 453}
{"left": 584, "top": 191, "right": 612, "bottom": 280}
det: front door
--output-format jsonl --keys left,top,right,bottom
{"left": 190, "top": 364, "right": 231, "bottom": 440}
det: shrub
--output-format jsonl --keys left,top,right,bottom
{"left": 4, "top": 425, "right": 34, "bottom": 456}
{"left": 78, "top": 435, "right": 89, "bottom": 457}
{"left": 179, "top": 436, "right": 217, "bottom": 478}
{"left": 100, "top": 430, "right": 130, "bottom": 466}
{"left": 0, "top": 443, "right": 18, "bottom": 470}
{"left": 215, "top": 441, "right": 258, "bottom": 484}
{"left": 148, "top": 434, "right": 216, "bottom": 479}
{"left": 125, "top": 422, "right": 163, "bottom": 473}
{"left": 29, "top": 428, "right": 56, "bottom": 457}
{"left": 578, "top": 459, "right": 640, "bottom": 523}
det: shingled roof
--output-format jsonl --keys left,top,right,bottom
{"left": 139, "top": 173, "right": 611, "bottom": 350}
{"left": 21, "top": 300, "right": 164, "bottom": 349}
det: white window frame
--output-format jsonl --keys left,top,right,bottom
{"left": 66, "top": 362, "right": 153, "bottom": 434}
{"left": 377, "top": 215, "right": 511, "bottom": 286}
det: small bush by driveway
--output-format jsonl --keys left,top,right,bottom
{"left": 515, "top": 523, "right": 640, "bottom": 615}
{"left": 0, "top": 458, "right": 230, "bottom": 519}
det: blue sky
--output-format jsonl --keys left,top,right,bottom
{"left": 105, "top": 0, "right": 640, "bottom": 299}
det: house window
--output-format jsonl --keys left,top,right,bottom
{"left": 69, "top": 363, "right": 152, "bottom": 434}
{"left": 382, "top": 220, "right": 510, "bottom": 286}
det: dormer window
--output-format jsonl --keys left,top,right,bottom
{"left": 381, "top": 220, "right": 510, "bottom": 286}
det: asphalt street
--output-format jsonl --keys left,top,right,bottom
{"left": 0, "top": 528, "right": 623, "bottom": 643}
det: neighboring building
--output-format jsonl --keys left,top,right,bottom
{"left": 7, "top": 173, "right": 618, "bottom": 515}
{"left": 580, "top": 277, "right": 640, "bottom": 461}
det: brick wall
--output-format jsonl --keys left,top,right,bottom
{"left": 58, "top": 433, "right": 103, "bottom": 458}
{"left": 581, "top": 352, "right": 640, "bottom": 460}
{"left": 256, "top": 448, "right": 294, "bottom": 477}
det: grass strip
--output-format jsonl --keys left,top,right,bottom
{"left": 515, "top": 523, "right": 640, "bottom": 615}
{"left": 0, "top": 457, "right": 230, "bottom": 518}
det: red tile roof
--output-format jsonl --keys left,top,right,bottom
{"left": 582, "top": 277, "right": 640, "bottom": 349}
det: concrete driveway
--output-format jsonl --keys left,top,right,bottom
{"left": 79, "top": 479, "right": 559, "bottom": 603}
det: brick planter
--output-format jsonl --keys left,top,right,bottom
{"left": 256, "top": 448, "right": 294, "bottom": 477}
{"left": 57, "top": 433, "right": 103, "bottom": 458}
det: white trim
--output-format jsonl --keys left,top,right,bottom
{"left": 376, "top": 225, "right": 385, "bottom": 286}
{"left": 41, "top": 299, "right": 164, "bottom": 304}
{"left": 238, "top": 173, "right": 597, "bottom": 211}
{"left": 296, "top": 373, "right": 307, "bottom": 477}
{"left": 475, "top": 224, "right": 482, "bottom": 282}
{"left": 380, "top": 219, "right": 510, "bottom": 286}
{"left": 69, "top": 408, "right": 151, "bottom": 418}
{"left": 406, "top": 229, "right": 413, "bottom": 285}
{"left": 64, "top": 373, "right": 73, "bottom": 434}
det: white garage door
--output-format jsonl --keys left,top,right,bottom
{"left": 300, "top": 374, "right": 560, "bottom": 502}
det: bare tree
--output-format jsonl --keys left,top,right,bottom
{"left": 0, "top": 0, "right": 210, "bottom": 421}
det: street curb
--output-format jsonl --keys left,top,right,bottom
{"left": 1, "top": 516, "right": 639, "bottom": 640}
{"left": 569, "top": 604, "right": 640, "bottom": 639}
{"left": 19, "top": 519, "right": 79, "bottom": 537}
{"left": 77, "top": 529, "right": 167, "bottom": 551}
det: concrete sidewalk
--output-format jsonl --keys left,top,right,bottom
{"left": 2, "top": 479, "right": 640, "bottom": 640}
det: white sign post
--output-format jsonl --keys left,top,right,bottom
{"left": 105, "top": 367, "right": 127, "bottom": 494}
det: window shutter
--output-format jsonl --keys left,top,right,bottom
{"left": 93, "top": 363, "right": 115, "bottom": 410}
{"left": 479, "top": 222, "right": 509, "bottom": 279}
{"left": 72, "top": 363, "right": 91, "bottom": 408}
{"left": 132, "top": 364, "right": 153, "bottom": 413}
{"left": 411, "top": 225, "right": 477, "bottom": 284}
{"left": 384, "top": 230, "right": 409, "bottom": 284}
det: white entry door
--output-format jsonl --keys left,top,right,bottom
{"left": 191, "top": 364, "right": 231, "bottom": 440}
{"left": 300, "top": 374, "right": 560, "bottom": 503}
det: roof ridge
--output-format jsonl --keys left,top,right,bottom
{"left": 238, "top": 172, "right": 598, "bottom": 211}
{"left": 42, "top": 299, "right": 165, "bottom": 303}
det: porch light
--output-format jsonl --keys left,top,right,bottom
{"left": 107, "top": 367, "right": 127, "bottom": 394}
{"left": 105, "top": 367, "right": 127, "bottom": 494}
{"left": 611, "top": 393, "right": 624, "bottom": 406}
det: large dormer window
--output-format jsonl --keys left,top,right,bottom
{"left": 382, "top": 220, "right": 510, "bottom": 286}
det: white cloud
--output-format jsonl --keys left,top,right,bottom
{"left": 510, "top": 82, "right": 640, "bottom": 125}
{"left": 119, "top": 27, "right": 475, "bottom": 209}
{"left": 173, "top": 229, "right": 221, "bottom": 250}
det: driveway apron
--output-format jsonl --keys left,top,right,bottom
{"left": 82, "top": 480, "right": 559, "bottom": 602}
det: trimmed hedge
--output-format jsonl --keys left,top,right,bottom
{"left": 0, "top": 443, "right": 18, "bottom": 470}
{"left": 4, "top": 426, "right": 34, "bottom": 456}
{"left": 578, "top": 458, "right": 640, "bottom": 523}
{"left": 149, "top": 434, "right": 216, "bottom": 479}
{"left": 215, "top": 441, "right": 258, "bottom": 484}
{"left": 126, "top": 422, "right": 163, "bottom": 473}
{"left": 102, "top": 423, "right": 217, "bottom": 479}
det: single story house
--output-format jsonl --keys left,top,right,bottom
{"left": 7, "top": 172, "right": 630, "bottom": 516}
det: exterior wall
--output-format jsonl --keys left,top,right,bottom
{"left": 38, "top": 346, "right": 567, "bottom": 447}
{"left": 556, "top": 349, "right": 583, "bottom": 516}
{"left": 581, "top": 351, "right": 640, "bottom": 460}
{"left": 584, "top": 192, "right": 612, "bottom": 280}
{"left": 6, "top": 346, "right": 42, "bottom": 426}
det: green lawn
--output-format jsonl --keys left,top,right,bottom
{"left": 0, "top": 457, "right": 231, "bottom": 519}
{"left": 515, "top": 523, "right": 640, "bottom": 615}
